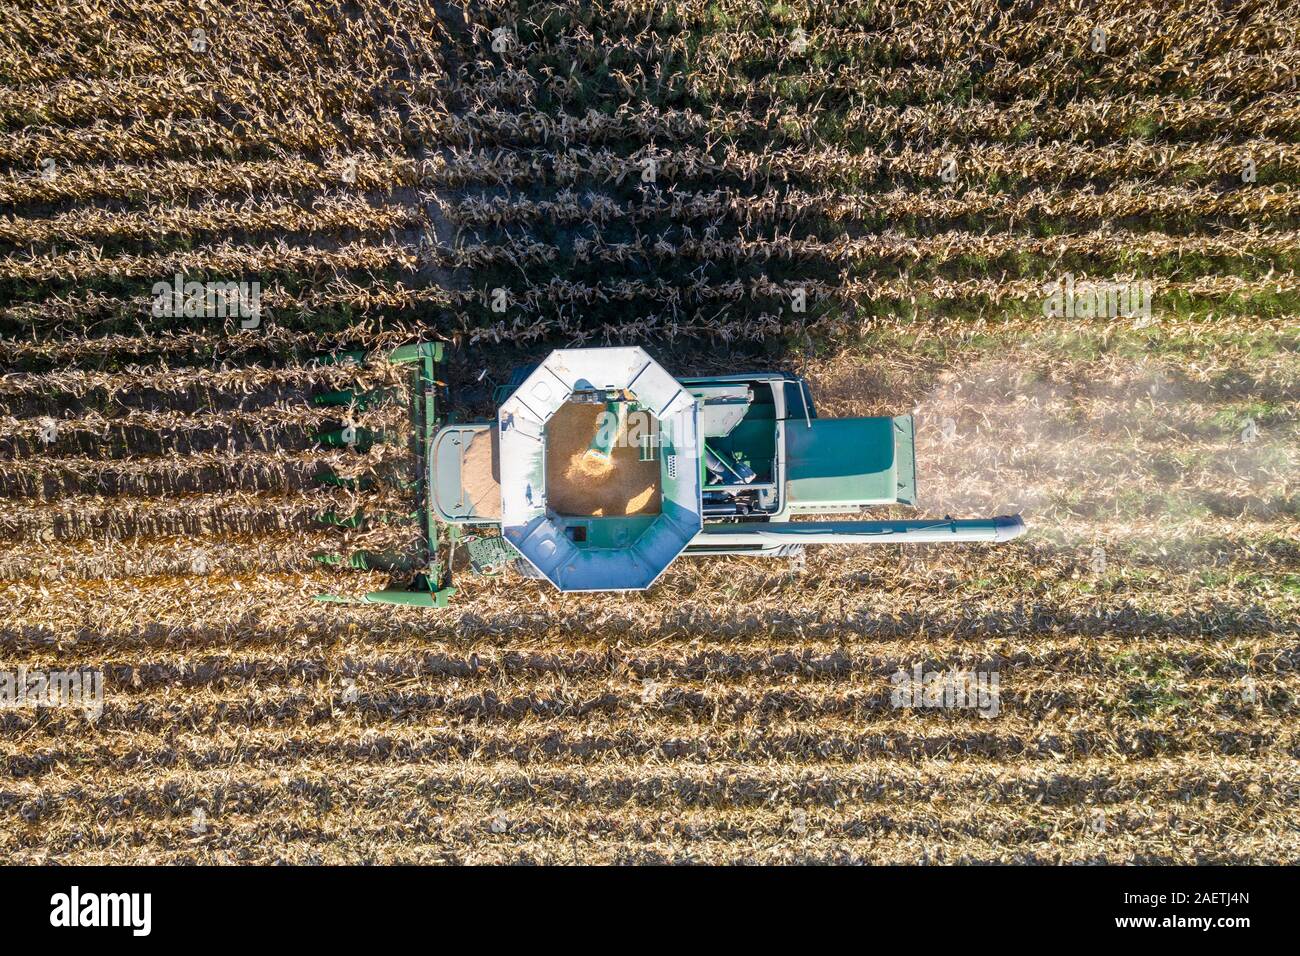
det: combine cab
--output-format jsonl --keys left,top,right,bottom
{"left": 316, "top": 345, "right": 1024, "bottom": 604}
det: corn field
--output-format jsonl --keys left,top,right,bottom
{"left": 0, "top": 0, "right": 1296, "bottom": 865}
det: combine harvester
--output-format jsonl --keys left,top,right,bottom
{"left": 315, "top": 344, "right": 1025, "bottom": 606}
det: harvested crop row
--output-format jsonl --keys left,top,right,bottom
{"left": 0, "top": 449, "right": 346, "bottom": 502}
{"left": 0, "top": 488, "right": 376, "bottom": 544}
{"left": 4, "top": 707, "right": 1297, "bottom": 782}
{"left": 0, "top": 530, "right": 345, "bottom": 581}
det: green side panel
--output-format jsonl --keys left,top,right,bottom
{"left": 362, "top": 587, "right": 456, "bottom": 607}
{"left": 312, "top": 587, "right": 455, "bottom": 607}
{"left": 315, "top": 426, "right": 378, "bottom": 450}
{"left": 312, "top": 550, "right": 411, "bottom": 571}
{"left": 314, "top": 388, "right": 359, "bottom": 407}
{"left": 318, "top": 509, "right": 366, "bottom": 528}
{"left": 893, "top": 415, "right": 917, "bottom": 506}
{"left": 314, "top": 388, "right": 387, "bottom": 410}
{"left": 785, "top": 416, "right": 899, "bottom": 508}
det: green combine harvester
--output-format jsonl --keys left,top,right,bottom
{"left": 315, "top": 345, "right": 1025, "bottom": 606}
